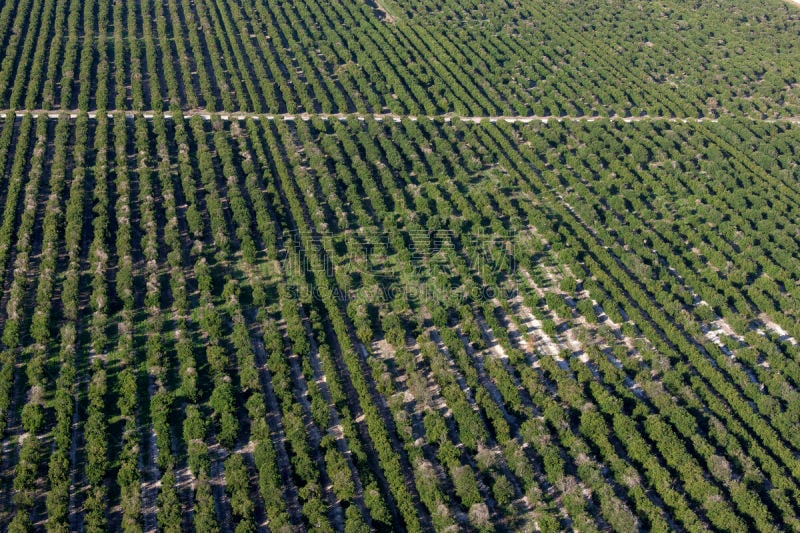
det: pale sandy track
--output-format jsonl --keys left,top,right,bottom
{"left": 2, "top": 109, "right": 800, "bottom": 124}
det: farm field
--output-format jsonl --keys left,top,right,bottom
{"left": 0, "top": 112, "right": 799, "bottom": 532}
{"left": 0, "top": 0, "right": 799, "bottom": 533}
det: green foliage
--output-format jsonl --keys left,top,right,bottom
{"left": 492, "top": 474, "right": 516, "bottom": 508}
{"left": 194, "top": 477, "right": 219, "bottom": 532}
{"left": 225, "top": 454, "right": 255, "bottom": 529}
{"left": 157, "top": 469, "right": 183, "bottom": 533}
{"left": 1, "top": 24, "right": 800, "bottom": 529}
